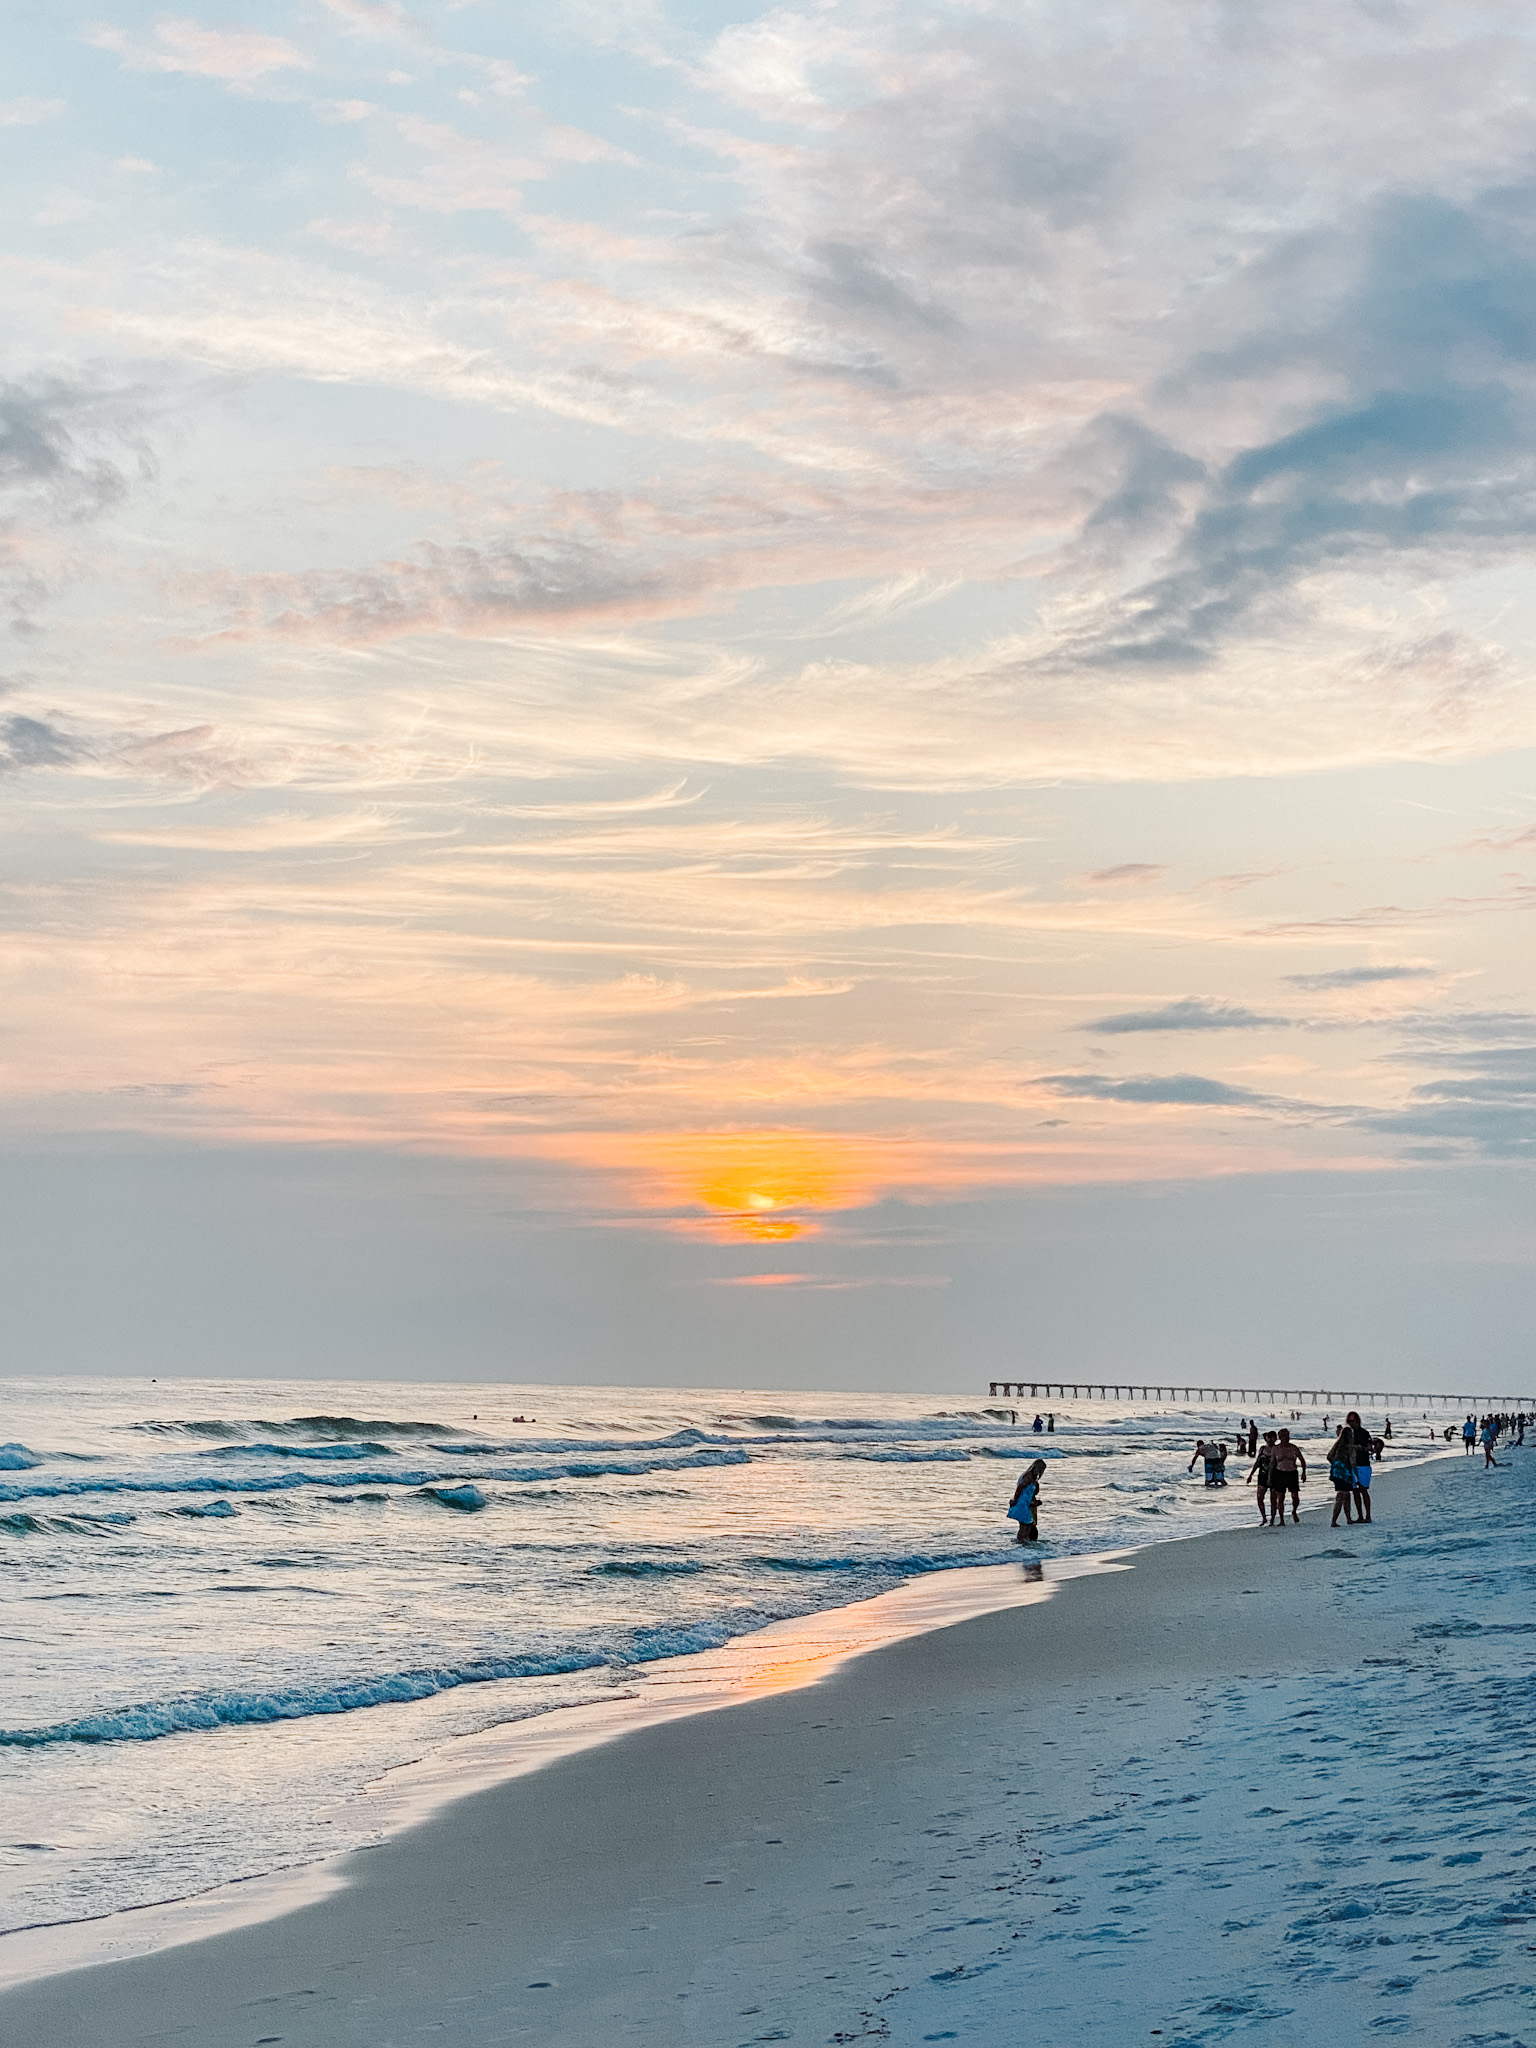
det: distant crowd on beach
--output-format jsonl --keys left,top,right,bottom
{"left": 1464, "top": 1410, "right": 1526, "bottom": 1466}
{"left": 1006, "top": 1404, "right": 1530, "bottom": 1544}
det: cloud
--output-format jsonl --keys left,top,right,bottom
{"left": 1286, "top": 964, "right": 1435, "bottom": 990}
{"left": 0, "top": 97, "right": 66, "bottom": 126}
{"left": 1082, "top": 998, "right": 1289, "bottom": 1035}
{"left": 318, "top": 0, "right": 427, "bottom": 39}
{"left": 87, "top": 18, "right": 310, "bottom": 84}
{"left": 0, "top": 379, "right": 154, "bottom": 630}
{"left": 186, "top": 532, "right": 685, "bottom": 642}
{"left": 358, "top": 115, "right": 544, "bottom": 216}
{"left": 0, "top": 714, "right": 87, "bottom": 773}
{"left": 1039, "top": 1072, "right": 1271, "bottom": 1107}
{"left": 1085, "top": 863, "right": 1165, "bottom": 886}
{"left": 1364, "top": 1012, "right": 1536, "bottom": 1156}
{"left": 1371, "top": 1073, "right": 1536, "bottom": 1157}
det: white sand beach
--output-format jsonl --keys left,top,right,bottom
{"left": 4, "top": 1450, "right": 1532, "bottom": 2048}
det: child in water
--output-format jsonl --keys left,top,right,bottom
{"left": 1008, "top": 1459, "right": 1046, "bottom": 1543}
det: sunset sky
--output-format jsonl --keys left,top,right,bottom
{"left": 5, "top": 1, "right": 1536, "bottom": 1390}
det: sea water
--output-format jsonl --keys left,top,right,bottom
{"left": 0, "top": 1376, "right": 1442, "bottom": 1939}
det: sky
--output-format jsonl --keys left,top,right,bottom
{"left": 3, "top": 0, "right": 1536, "bottom": 1393}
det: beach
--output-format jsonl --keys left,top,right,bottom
{"left": 0, "top": 1377, "right": 1319, "bottom": 1939}
{"left": 4, "top": 1447, "right": 1531, "bottom": 2047}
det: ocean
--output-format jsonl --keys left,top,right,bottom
{"left": 0, "top": 1375, "right": 1441, "bottom": 1942}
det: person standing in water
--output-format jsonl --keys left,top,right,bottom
{"left": 1189, "top": 1438, "right": 1228, "bottom": 1487}
{"left": 1008, "top": 1459, "right": 1046, "bottom": 1543}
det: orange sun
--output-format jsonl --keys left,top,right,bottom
{"left": 689, "top": 1138, "right": 854, "bottom": 1239}
{"left": 546, "top": 1129, "right": 890, "bottom": 1240}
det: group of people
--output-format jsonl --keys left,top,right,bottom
{"left": 1006, "top": 1401, "right": 1529, "bottom": 1545}
{"left": 1466, "top": 1412, "right": 1526, "bottom": 1465}
{"left": 1188, "top": 1412, "right": 1386, "bottom": 1528}
{"left": 1248, "top": 1428, "right": 1320, "bottom": 1526}
{"left": 1322, "top": 1414, "right": 1382, "bottom": 1526}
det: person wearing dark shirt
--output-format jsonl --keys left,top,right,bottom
{"left": 1345, "top": 1410, "right": 1374, "bottom": 1524}
{"left": 1246, "top": 1431, "right": 1277, "bottom": 1523}
{"left": 1328, "top": 1427, "right": 1357, "bottom": 1527}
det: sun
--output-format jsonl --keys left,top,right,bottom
{"left": 690, "top": 1139, "right": 853, "bottom": 1239}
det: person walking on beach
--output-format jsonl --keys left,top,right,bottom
{"left": 1247, "top": 1431, "right": 1277, "bottom": 1522}
{"left": 1328, "top": 1427, "right": 1358, "bottom": 1527}
{"left": 1269, "top": 1429, "right": 1306, "bottom": 1526}
{"left": 1008, "top": 1459, "right": 1046, "bottom": 1543}
{"left": 1464, "top": 1415, "right": 1477, "bottom": 1454}
{"left": 1481, "top": 1417, "right": 1500, "bottom": 1468}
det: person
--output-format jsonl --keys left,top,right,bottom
{"left": 1031, "top": 1413, "right": 1044, "bottom": 1433}
{"left": 1328, "top": 1428, "right": 1357, "bottom": 1527}
{"left": 1463, "top": 1415, "right": 1477, "bottom": 1454}
{"left": 1351, "top": 1438, "right": 1374, "bottom": 1523}
{"left": 1269, "top": 1429, "right": 1306, "bottom": 1526}
{"left": 1047, "top": 1413, "right": 1055, "bottom": 1432}
{"left": 1247, "top": 1421, "right": 1258, "bottom": 1458}
{"left": 1008, "top": 1459, "right": 1046, "bottom": 1543}
{"left": 1384, "top": 1416, "right": 1392, "bottom": 1440}
{"left": 1247, "top": 1430, "right": 1277, "bottom": 1523}
{"left": 1189, "top": 1438, "right": 1225, "bottom": 1487}
{"left": 1481, "top": 1417, "right": 1500, "bottom": 1469}
{"left": 1343, "top": 1411, "right": 1373, "bottom": 1524}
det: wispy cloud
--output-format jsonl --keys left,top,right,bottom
{"left": 86, "top": 17, "right": 311, "bottom": 84}
{"left": 1286, "top": 964, "right": 1436, "bottom": 991}
{"left": 1039, "top": 1072, "right": 1277, "bottom": 1108}
{"left": 1082, "top": 998, "right": 1289, "bottom": 1035}
{"left": 1085, "top": 863, "right": 1164, "bottom": 886}
{"left": 0, "top": 97, "right": 66, "bottom": 126}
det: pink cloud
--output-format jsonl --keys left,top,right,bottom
{"left": 88, "top": 17, "right": 310, "bottom": 83}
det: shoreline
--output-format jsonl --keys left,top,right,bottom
{"left": 0, "top": 1446, "right": 1457, "bottom": 1996}
{"left": 6, "top": 1446, "right": 1523, "bottom": 2047}
{"left": 0, "top": 1548, "right": 1130, "bottom": 1991}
